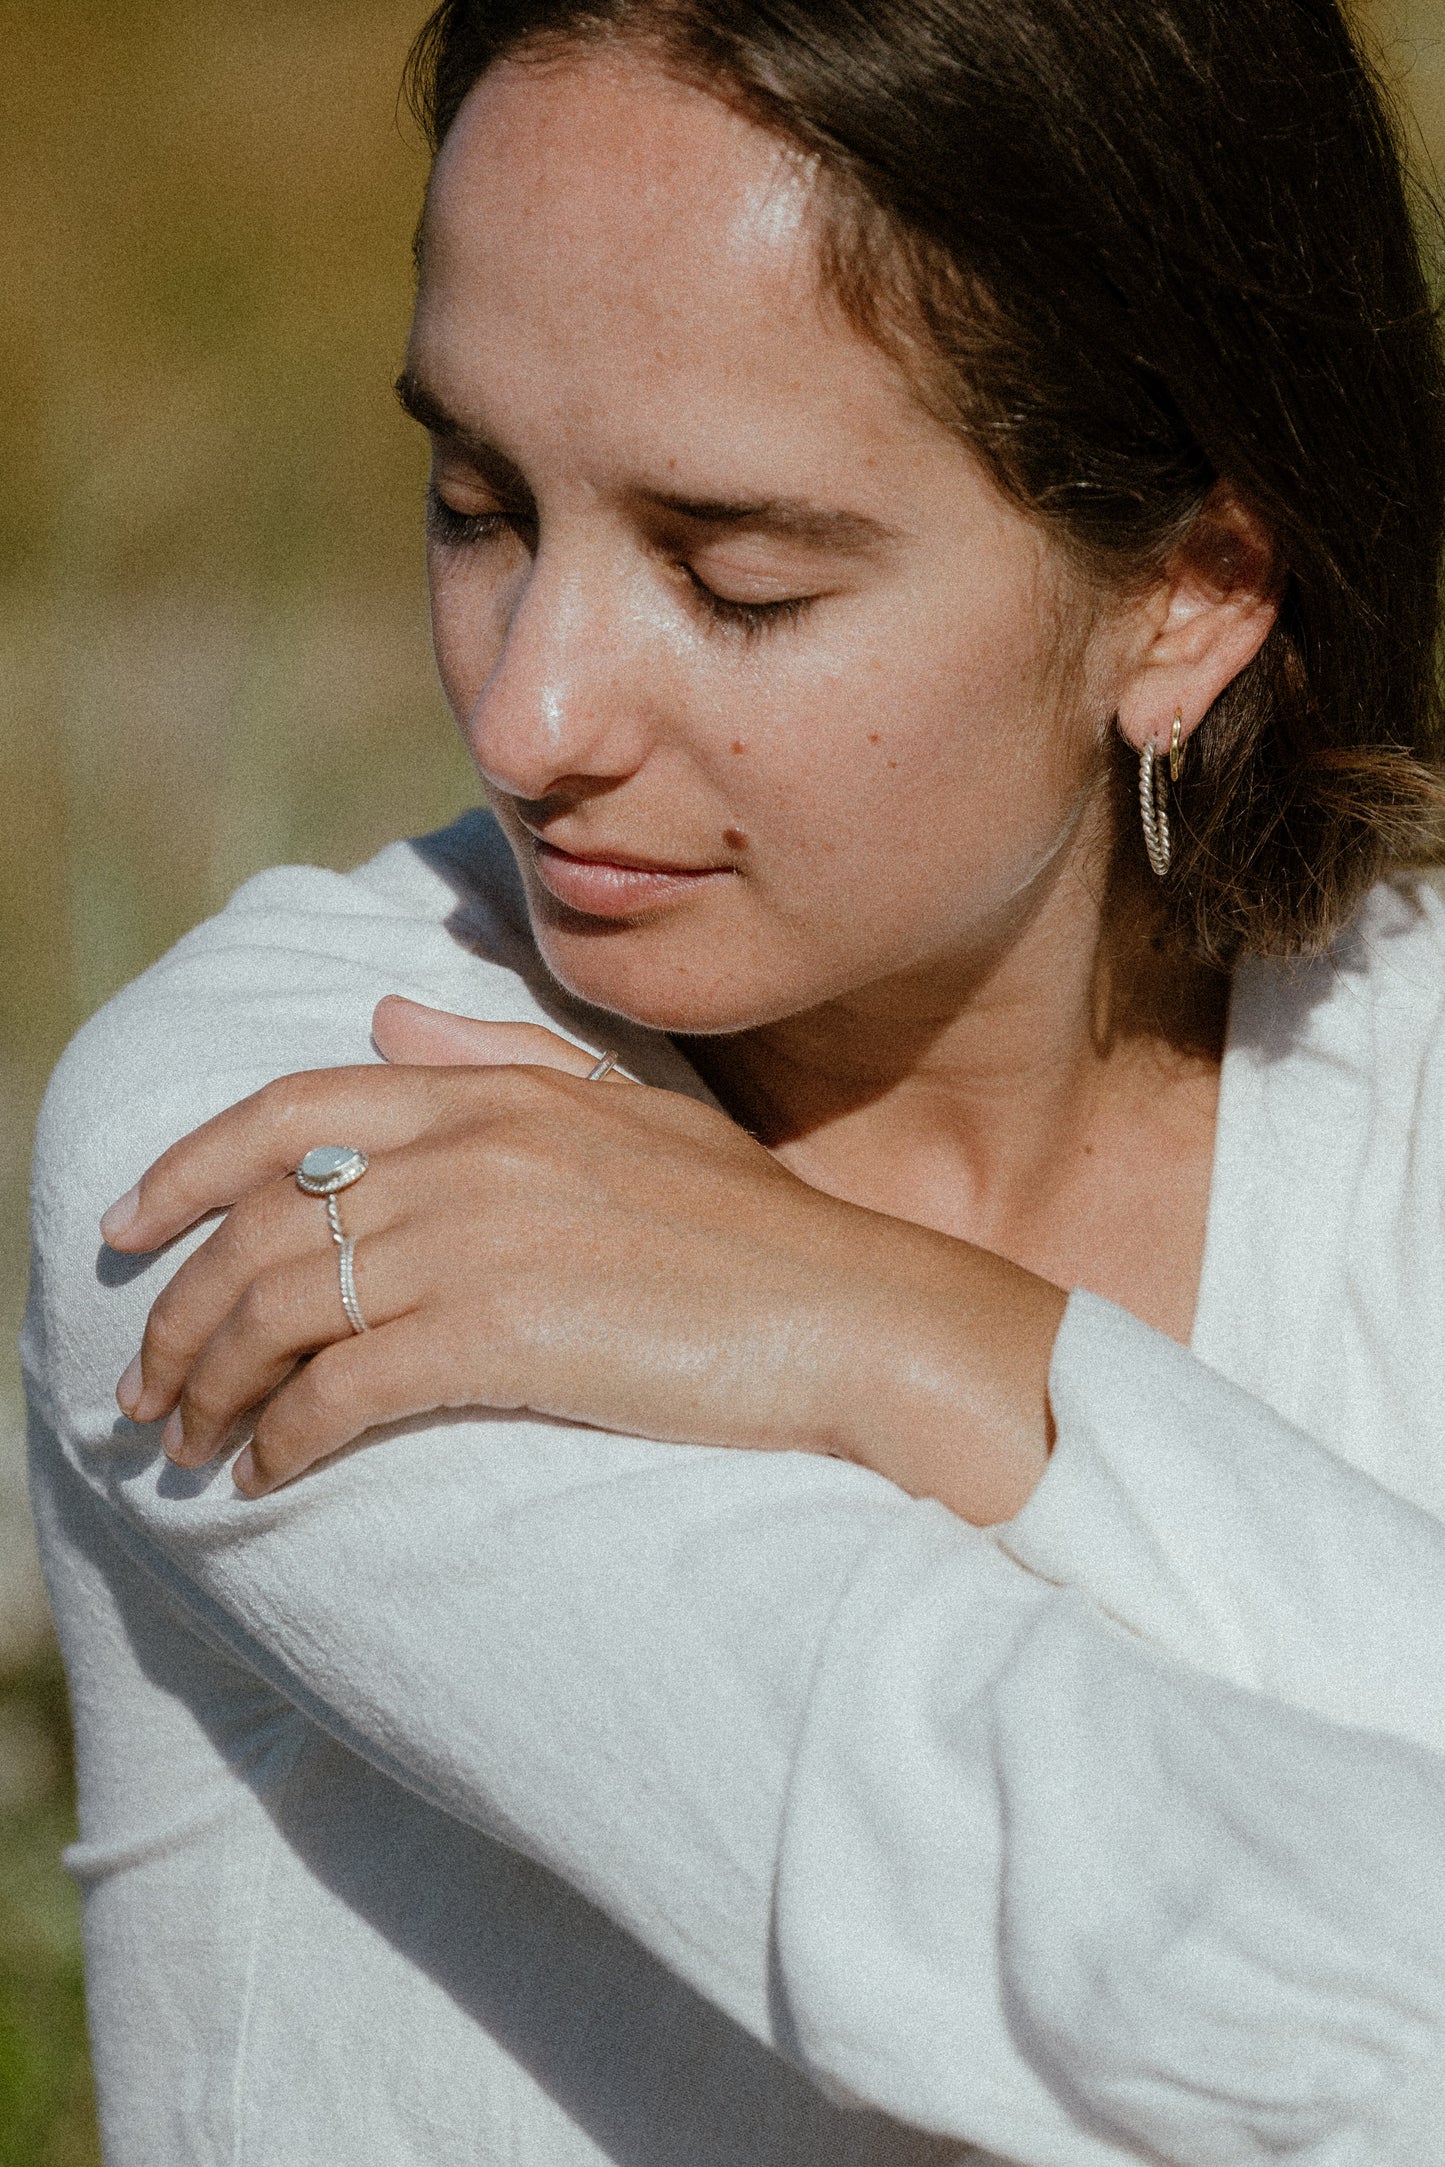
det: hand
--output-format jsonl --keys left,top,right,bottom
{"left": 103, "top": 1000, "right": 1063, "bottom": 1520}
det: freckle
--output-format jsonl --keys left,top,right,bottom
{"left": 667, "top": 455, "right": 678, "bottom": 470}
{"left": 731, "top": 740, "right": 748, "bottom": 755}
{"left": 868, "top": 733, "right": 880, "bottom": 745}
{"left": 887, "top": 760, "right": 898, "bottom": 770}
{"left": 723, "top": 827, "right": 749, "bottom": 851}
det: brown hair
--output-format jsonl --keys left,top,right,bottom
{"left": 407, "top": 0, "right": 1445, "bottom": 963}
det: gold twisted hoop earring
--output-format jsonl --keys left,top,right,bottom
{"left": 1139, "top": 711, "right": 1186, "bottom": 880}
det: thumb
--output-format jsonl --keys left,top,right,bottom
{"left": 371, "top": 997, "right": 628, "bottom": 1079}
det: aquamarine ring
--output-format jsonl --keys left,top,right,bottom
{"left": 295, "top": 1146, "right": 370, "bottom": 1335}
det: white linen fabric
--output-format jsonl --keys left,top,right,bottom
{"left": 23, "top": 808, "right": 1445, "bottom": 2167}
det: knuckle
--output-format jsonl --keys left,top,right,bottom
{"left": 260, "top": 1356, "right": 350, "bottom": 1458}
{"left": 143, "top": 1298, "right": 191, "bottom": 1364}
{"left": 236, "top": 1269, "right": 296, "bottom": 1338}
{"left": 290, "top": 1347, "right": 349, "bottom": 1424}
{"left": 212, "top": 1186, "right": 273, "bottom": 1257}
{"left": 252, "top": 1075, "right": 300, "bottom": 1126}
{"left": 491, "top": 1062, "right": 550, "bottom": 1107}
{"left": 254, "top": 1069, "right": 334, "bottom": 1138}
{"left": 308, "top": 1347, "right": 358, "bottom": 1419}
{"left": 244, "top": 1425, "right": 299, "bottom": 1487}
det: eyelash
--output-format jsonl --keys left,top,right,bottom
{"left": 683, "top": 571, "right": 813, "bottom": 642}
{"left": 426, "top": 491, "right": 510, "bottom": 548}
{"left": 426, "top": 487, "right": 815, "bottom": 642}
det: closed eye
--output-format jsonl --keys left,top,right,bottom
{"left": 683, "top": 567, "right": 814, "bottom": 641}
{"left": 426, "top": 487, "right": 535, "bottom": 551}
{"left": 427, "top": 483, "right": 815, "bottom": 639}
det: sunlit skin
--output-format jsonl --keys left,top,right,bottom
{"left": 102, "top": 49, "right": 1279, "bottom": 1518}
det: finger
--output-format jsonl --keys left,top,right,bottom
{"left": 121, "top": 1175, "right": 307, "bottom": 1424}
{"left": 233, "top": 1312, "right": 489, "bottom": 1497}
{"left": 166, "top": 1238, "right": 404, "bottom": 1468}
{"left": 372, "top": 997, "right": 634, "bottom": 1082}
{"left": 100, "top": 1063, "right": 454, "bottom": 1255}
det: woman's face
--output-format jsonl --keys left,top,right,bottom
{"left": 407, "top": 49, "right": 1126, "bottom": 1035}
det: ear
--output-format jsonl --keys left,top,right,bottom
{"left": 1115, "top": 484, "right": 1281, "bottom": 757}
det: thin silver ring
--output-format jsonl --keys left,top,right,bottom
{"left": 586, "top": 1050, "right": 620, "bottom": 1083}
{"left": 336, "top": 1235, "right": 368, "bottom": 1336}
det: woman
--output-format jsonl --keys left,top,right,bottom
{"left": 25, "top": 0, "right": 1445, "bottom": 2160}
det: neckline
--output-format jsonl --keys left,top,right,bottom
{"left": 1186, "top": 961, "right": 1244, "bottom": 1361}
{"left": 666, "top": 991, "right": 1242, "bottom": 1358}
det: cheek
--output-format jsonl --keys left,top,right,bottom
{"left": 716, "top": 602, "right": 1087, "bottom": 912}
{"left": 427, "top": 561, "right": 471, "bottom": 717}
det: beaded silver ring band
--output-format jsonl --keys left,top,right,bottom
{"left": 296, "top": 1146, "right": 371, "bottom": 1335}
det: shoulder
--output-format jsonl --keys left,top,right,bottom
{"left": 1223, "top": 872, "right": 1445, "bottom": 1218}
{"left": 36, "top": 812, "right": 494, "bottom": 1206}
{"left": 1208, "top": 875, "right": 1445, "bottom": 1496}
{"left": 29, "top": 810, "right": 698, "bottom": 1329}
{"left": 1230, "top": 873, "right": 1445, "bottom": 1092}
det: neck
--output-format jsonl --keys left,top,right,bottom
{"left": 679, "top": 840, "right": 1228, "bottom": 1250}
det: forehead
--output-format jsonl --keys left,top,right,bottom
{"left": 410, "top": 48, "right": 940, "bottom": 478}
{"left": 438, "top": 52, "right": 816, "bottom": 252}
{"left": 420, "top": 49, "right": 819, "bottom": 333}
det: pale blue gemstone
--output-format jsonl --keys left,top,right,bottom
{"left": 296, "top": 1145, "right": 368, "bottom": 1194}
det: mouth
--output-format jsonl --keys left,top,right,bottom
{"left": 527, "top": 834, "right": 736, "bottom": 920}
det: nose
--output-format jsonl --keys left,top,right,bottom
{"left": 461, "top": 548, "right": 653, "bottom": 805}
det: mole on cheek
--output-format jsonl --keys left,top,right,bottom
{"left": 723, "top": 827, "right": 750, "bottom": 852}
{"left": 731, "top": 740, "right": 748, "bottom": 755}
{"left": 868, "top": 733, "right": 881, "bottom": 745}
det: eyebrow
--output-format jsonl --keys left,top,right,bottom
{"left": 396, "top": 372, "right": 531, "bottom": 502}
{"left": 395, "top": 371, "right": 902, "bottom": 553}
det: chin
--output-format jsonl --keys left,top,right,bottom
{"left": 529, "top": 917, "right": 808, "bottom": 1038}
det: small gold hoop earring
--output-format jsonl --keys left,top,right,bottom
{"left": 1169, "top": 710, "right": 1186, "bottom": 785}
{"left": 1139, "top": 734, "right": 1172, "bottom": 879}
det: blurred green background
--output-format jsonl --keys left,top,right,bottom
{"left": 1, "top": 2, "right": 1442, "bottom": 2158}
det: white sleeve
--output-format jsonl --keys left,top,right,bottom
{"left": 26, "top": 882, "right": 1445, "bottom": 2167}
{"left": 778, "top": 1295, "right": 1445, "bottom": 2162}
{"left": 997, "top": 1290, "right": 1445, "bottom": 1746}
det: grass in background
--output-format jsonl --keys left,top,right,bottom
{"left": 2, "top": 7, "right": 475, "bottom": 2155}
{"left": 0, "top": 1650, "right": 96, "bottom": 2167}
{"left": 1, "top": 2, "right": 1441, "bottom": 2160}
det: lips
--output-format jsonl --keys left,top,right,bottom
{"left": 529, "top": 835, "right": 733, "bottom": 919}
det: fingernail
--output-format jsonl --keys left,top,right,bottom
{"left": 116, "top": 1355, "right": 144, "bottom": 1418}
{"left": 162, "top": 1410, "right": 186, "bottom": 1462}
{"left": 233, "top": 1445, "right": 258, "bottom": 1495}
{"left": 101, "top": 1186, "right": 141, "bottom": 1246}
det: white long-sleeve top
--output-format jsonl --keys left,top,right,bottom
{"left": 23, "top": 809, "right": 1445, "bottom": 2167}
